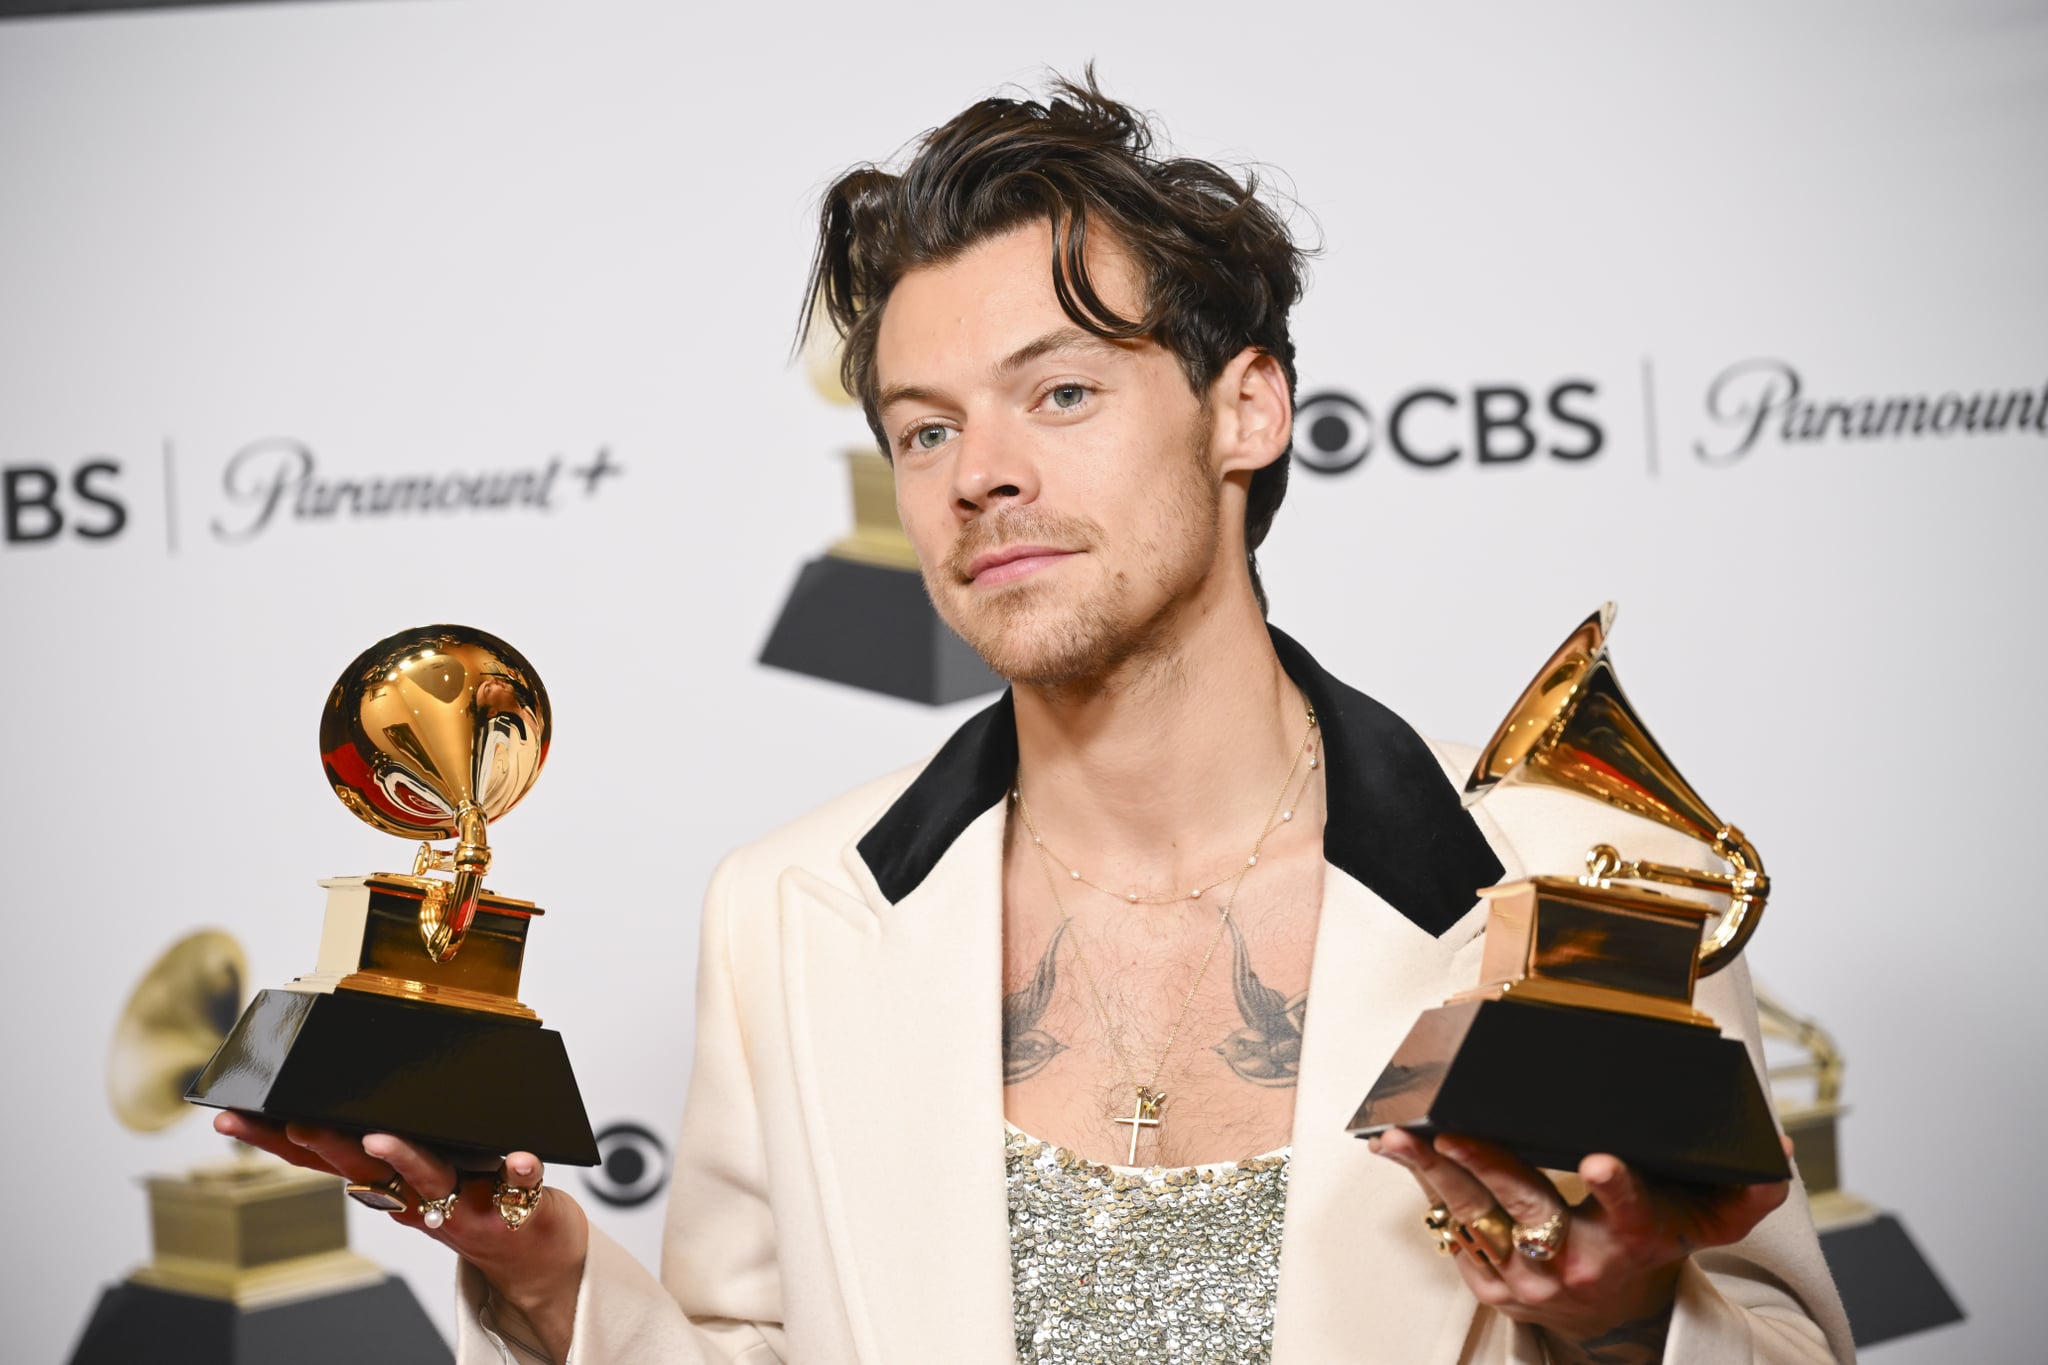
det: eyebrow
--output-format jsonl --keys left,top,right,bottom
{"left": 875, "top": 326, "right": 1127, "bottom": 415}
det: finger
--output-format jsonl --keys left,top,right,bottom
{"left": 362, "top": 1133, "right": 461, "bottom": 1202}
{"left": 1376, "top": 1130, "right": 1513, "bottom": 1276}
{"left": 1372, "top": 1131, "right": 1483, "bottom": 1268}
{"left": 1434, "top": 1135, "right": 1567, "bottom": 1227}
{"left": 284, "top": 1124, "right": 397, "bottom": 1189}
{"left": 1686, "top": 1175, "right": 1792, "bottom": 1249}
{"left": 1372, "top": 1130, "right": 1453, "bottom": 1209}
{"left": 1434, "top": 1135, "right": 1572, "bottom": 1294}
{"left": 1581, "top": 1153, "right": 1657, "bottom": 1248}
{"left": 1409, "top": 1135, "right": 1511, "bottom": 1229}
{"left": 215, "top": 1112, "right": 340, "bottom": 1176}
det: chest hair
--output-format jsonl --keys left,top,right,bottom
{"left": 999, "top": 848, "right": 1324, "bottom": 1167}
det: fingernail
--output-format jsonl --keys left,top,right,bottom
{"left": 1365, "top": 1135, "right": 1382, "bottom": 1154}
{"left": 362, "top": 1136, "right": 396, "bottom": 1159}
{"left": 1435, "top": 1138, "right": 1468, "bottom": 1161}
{"left": 510, "top": 1157, "right": 535, "bottom": 1179}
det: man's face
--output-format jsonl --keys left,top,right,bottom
{"left": 873, "top": 222, "right": 1225, "bottom": 687}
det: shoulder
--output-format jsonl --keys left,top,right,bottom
{"left": 702, "top": 758, "right": 927, "bottom": 907}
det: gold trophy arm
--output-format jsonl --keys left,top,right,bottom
{"left": 1585, "top": 824, "right": 1769, "bottom": 979}
{"left": 415, "top": 802, "right": 492, "bottom": 962}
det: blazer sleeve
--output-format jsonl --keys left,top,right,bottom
{"left": 453, "top": 854, "right": 787, "bottom": 1365}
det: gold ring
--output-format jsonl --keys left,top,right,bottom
{"left": 419, "top": 1188, "right": 460, "bottom": 1230}
{"left": 1460, "top": 1207, "right": 1516, "bottom": 1263}
{"left": 493, "top": 1170, "right": 545, "bottom": 1231}
{"left": 1514, "top": 1210, "right": 1569, "bottom": 1262}
{"left": 344, "top": 1176, "right": 408, "bottom": 1213}
{"left": 1423, "top": 1203, "right": 1461, "bottom": 1255}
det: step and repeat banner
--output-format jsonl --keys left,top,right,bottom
{"left": 2, "top": 2, "right": 2042, "bottom": 1361}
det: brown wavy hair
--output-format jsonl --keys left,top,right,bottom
{"left": 801, "top": 71, "right": 1312, "bottom": 614}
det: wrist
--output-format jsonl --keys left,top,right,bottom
{"left": 484, "top": 1248, "right": 584, "bottom": 1365}
{"left": 479, "top": 1200, "right": 590, "bottom": 1327}
{"left": 1543, "top": 1271, "right": 1679, "bottom": 1365}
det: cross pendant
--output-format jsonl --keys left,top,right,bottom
{"left": 1112, "top": 1087, "right": 1166, "bottom": 1164}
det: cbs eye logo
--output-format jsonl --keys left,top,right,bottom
{"left": 580, "top": 1121, "right": 672, "bottom": 1209}
{"left": 1293, "top": 394, "right": 1377, "bottom": 473}
{"left": 1290, "top": 382, "right": 1604, "bottom": 473}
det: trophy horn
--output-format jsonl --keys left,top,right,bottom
{"left": 109, "top": 930, "right": 247, "bottom": 1133}
{"left": 1463, "top": 604, "right": 1769, "bottom": 976}
{"left": 319, "top": 625, "right": 551, "bottom": 963}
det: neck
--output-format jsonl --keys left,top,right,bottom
{"left": 1011, "top": 589, "right": 1307, "bottom": 882}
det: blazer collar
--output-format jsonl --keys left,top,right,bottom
{"left": 855, "top": 625, "right": 1503, "bottom": 936}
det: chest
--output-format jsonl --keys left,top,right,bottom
{"left": 999, "top": 848, "right": 1325, "bottom": 1168}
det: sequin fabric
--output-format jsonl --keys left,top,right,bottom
{"left": 1005, "top": 1124, "right": 1291, "bottom": 1364}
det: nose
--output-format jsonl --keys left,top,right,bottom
{"left": 949, "top": 421, "right": 1039, "bottom": 522}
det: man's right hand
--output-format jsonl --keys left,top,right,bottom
{"left": 215, "top": 1111, "right": 589, "bottom": 1362}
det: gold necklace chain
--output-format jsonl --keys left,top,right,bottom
{"left": 1012, "top": 704, "right": 1320, "bottom": 1133}
{"left": 1017, "top": 705, "right": 1319, "bottom": 904}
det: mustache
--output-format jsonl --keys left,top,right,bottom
{"left": 946, "top": 509, "right": 1102, "bottom": 581}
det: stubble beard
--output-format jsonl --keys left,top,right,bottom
{"left": 925, "top": 428, "right": 1222, "bottom": 691}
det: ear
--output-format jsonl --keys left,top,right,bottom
{"left": 1208, "top": 347, "right": 1292, "bottom": 478}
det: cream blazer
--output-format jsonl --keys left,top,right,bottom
{"left": 456, "top": 631, "right": 1854, "bottom": 1365}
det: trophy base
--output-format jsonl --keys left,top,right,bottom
{"left": 66, "top": 1276, "right": 449, "bottom": 1365}
{"left": 1347, "top": 997, "right": 1790, "bottom": 1185}
{"left": 187, "top": 987, "right": 600, "bottom": 1167}
{"left": 1821, "top": 1212, "right": 1966, "bottom": 1347}
{"left": 760, "top": 555, "right": 1002, "bottom": 704}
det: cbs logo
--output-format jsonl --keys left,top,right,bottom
{"left": 580, "top": 1120, "right": 673, "bottom": 1209}
{"left": 1291, "top": 382, "right": 1604, "bottom": 474}
{"left": 3, "top": 460, "right": 127, "bottom": 544}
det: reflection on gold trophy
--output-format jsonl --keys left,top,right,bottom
{"left": 1350, "top": 605, "right": 1789, "bottom": 1184}
{"left": 186, "top": 626, "right": 598, "bottom": 1168}
{"left": 69, "top": 931, "right": 450, "bottom": 1365}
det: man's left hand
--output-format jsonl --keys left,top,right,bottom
{"left": 1373, "top": 1128, "right": 1793, "bottom": 1364}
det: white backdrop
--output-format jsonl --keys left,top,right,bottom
{"left": 3, "top": 2, "right": 2044, "bottom": 1360}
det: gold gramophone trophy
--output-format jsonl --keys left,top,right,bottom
{"left": 71, "top": 930, "right": 450, "bottom": 1365}
{"left": 1349, "top": 604, "right": 1789, "bottom": 1185}
{"left": 186, "top": 626, "right": 598, "bottom": 1168}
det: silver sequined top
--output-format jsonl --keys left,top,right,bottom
{"left": 1005, "top": 1124, "right": 1292, "bottom": 1364}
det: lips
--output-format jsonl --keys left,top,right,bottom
{"left": 966, "top": 544, "right": 1074, "bottom": 586}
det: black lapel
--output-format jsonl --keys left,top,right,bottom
{"left": 857, "top": 690, "right": 1017, "bottom": 906}
{"left": 856, "top": 628, "right": 1502, "bottom": 935}
{"left": 1267, "top": 626, "right": 1503, "bottom": 936}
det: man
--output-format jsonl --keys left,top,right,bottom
{"left": 221, "top": 77, "right": 1852, "bottom": 1364}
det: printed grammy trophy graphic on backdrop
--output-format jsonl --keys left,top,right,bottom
{"left": 68, "top": 931, "right": 448, "bottom": 1365}
{"left": 1755, "top": 986, "right": 1964, "bottom": 1348}
{"left": 758, "top": 316, "right": 1002, "bottom": 705}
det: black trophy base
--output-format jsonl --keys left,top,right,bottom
{"left": 1348, "top": 997, "right": 1790, "bottom": 1185}
{"left": 1823, "top": 1213, "right": 1966, "bottom": 1347}
{"left": 760, "top": 555, "right": 1002, "bottom": 705}
{"left": 67, "top": 1276, "right": 450, "bottom": 1365}
{"left": 187, "top": 987, "right": 600, "bottom": 1167}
